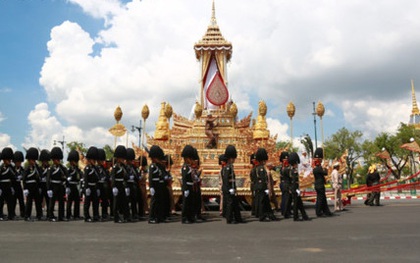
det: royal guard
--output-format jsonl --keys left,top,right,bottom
{"left": 191, "top": 149, "right": 205, "bottom": 221}
{"left": 249, "top": 153, "right": 258, "bottom": 216}
{"left": 222, "top": 145, "right": 244, "bottom": 224}
{"left": 137, "top": 155, "right": 148, "bottom": 218}
{"left": 96, "top": 148, "right": 111, "bottom": 220}
{"left": 289, "top": 152, "right": 310, "bottom": 221}
{"left": 38, "top": 149, "right": 51, "bottom": 220}
{"left": 126, "top": 148, "right": 140, "bottom": 221}
{"left": 0, "top": 147, "right": 16, "bottom": 220}
{"left": 12, "top": 151, "right": 25, "bottom": 219}
{"left": 181, "top": 145, "right": 195, "bottom": 224}
{"left": 23, "top": 147, "right": 42, "bottom": 221}
{"left": 218, "top": 154, "right": 228, "bottom": 217}
{"left": 111, "top": 145, "right": 130, "bottom": 223}
{"left": 83, "top": 146, "right": 100, "bottom": 222}
{"left": 66, "top": 149, "right": 83, "bottom": 220}
{"left": 47, "top": 147, "right": 68, "bottom": 221}
{"left": 279, "top": 152, "right": 292, "bottom": 217}
{"left": 162, "top": 154, "right": 175, "bottom": 220}
{"left": 313, "top": 147, "right": 333, "bottom": 217}
{"left": 148, "top": 145, "right": 165, "bottom": 224}
{"left": 254, "top": 148, "right": 276, "bottom": 222}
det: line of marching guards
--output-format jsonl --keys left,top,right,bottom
{"left": 0, "top": 144, "right": 344, "bottom": 224}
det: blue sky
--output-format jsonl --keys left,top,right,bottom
{"left": 1, "top": 0, "right": 419, "bottom": 152}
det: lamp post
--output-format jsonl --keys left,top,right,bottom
{"left": 312, "top": 102, "right": 318, "bottom": 149}
{"left": 54, "top": 136, "right": 66, "bottom": 151}
{"left": 131, "top": 119, "right": 143, "bottom": 148}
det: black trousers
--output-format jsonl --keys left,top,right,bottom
{"left": 24, "top": 185, "right": 42, "bottom": 219}
{"left": 224, "top": 193, "right": 242, "bottom": 223}
{"left": 256, "top": 190, "right": 272, "bottom": 220}
{"left": 280, "top": 183, "right": 291, "bottom": 216}
{"left": 39, "top": 183, "right": 50, "bottom": 218}
{"left": 113, "top": 186, "right": 129, "bottom": 222}
{"left": 292, "top": 192, "right": 308, "bottom": 220}
{"left": 149, "top": 189, "right": 163, "bottom": 222}
{"left": 66, "top": 185, "right": 80, "bottom": 219}
{"left": 0, "top": 182, "right": 14, "bottom": 219}
{"left": 127, "top": 183, "right": 138, "bottom": 218}
{"left": 84, "top": 186, "right": 99, "bottom": 220}
{"left": 315, "top": 186, "right": 332, "bottom": 216}
{"left": 182, "top": 190, "right": 194, "bottom": 222}
{"left": 48, "top": 184, "right": 65, "bottom": 220}
{"left": 11, "top": 182, "right": 25, "bottom": 217}
{"left": 97, "top": 183, "right": 110, "bottom": 218}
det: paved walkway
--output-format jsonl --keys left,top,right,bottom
{"left": 1, "top": 200, "right": 419, "bottom": 262}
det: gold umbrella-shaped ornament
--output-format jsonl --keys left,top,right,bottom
{"left": 109, "top": 106, "right": 127, "bottom": 137}
{"left": 194, "top": 102, "right": 203, "bottom": 119}
{"left": 286, "top": 102, "right": 295, "bottom": 143}
{"left": 316, "top": 101, "right": 325, "bottom": 144}
{"left": 230, "top": 102, "right": 238, "bottom": 118}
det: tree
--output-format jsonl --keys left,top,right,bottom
{"left": 66, "top": 141, "right": 87, "bottom": 154}
{"left": 103, "top": 144, "right": 114, "bottom": 160}
{"left": 323, "top": 127, "right": 363, "bottom": 185}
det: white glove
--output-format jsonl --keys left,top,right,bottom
{"left": 112, "top": 187, "right": 118, "bottom": 196}
{"left": 66, "top": 188, "right": 71, "bottom": 195}
{"left": 47, "top": 190, "right": 53, "bottom": 198}
{"left": 229, "top": 188, "right": 235, "bottom": 195}
{"left": 125, "top": 188, "right": 130, "bottom": 196}
{"left": 184, "top": 190, "right": 190, "bottom": 198}
{"left": 97, "top": 189, "right": 100, "bottom": 197}
{"left": 67, "top": 177, "right": 71, "bottom": 182}
{"left": 296, "top": 189, "right": 301, "bottom": 196}
{"left": 85, "top": 188, "right": 91, "bottom": 197}
{"left": 150, "top": 187, "right": 155, "bottom": 196}
{"left": 23, "top": 189, "right": 29, "bottom": 197}
{"left": 11, "top": 187, "right": 15, "bottom": 196}
{"left": 265, "top": 189, "right": 269, "bottom": 195}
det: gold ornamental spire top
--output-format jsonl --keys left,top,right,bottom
{"left": 411, "top": 79, "right": 420, "bottom": 115}
{"left": 194, "top": 1, "right": 232, "bottom": 60}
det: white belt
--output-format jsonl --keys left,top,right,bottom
{"left": 127, "top": 180, "right": 135, "bottom": 183}
{"left": 26, "top": 180, "right": 36, "bottom": 184}
{"left": 152, "top": 178, "right": 160, "bottom": 181}
{"left": 0, "top": 179, "right": 11, "bottom": 183}
{"left": 88, "top": 183, "right": 96, "bottom": 186}
{"left": 69, "top": 182, "right": 79, "bottom": 185}
{"left": 114, "top": 178, "right": 124, "bottom": 182}
{"left": 186, "top": 182, "right": 194, "bottom": 185}
{"left": 51, "top": 180, "right": 62, "bottom": 184}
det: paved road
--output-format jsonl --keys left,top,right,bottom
{"left": 1, "top": 200, "right": 420, "bottom": 262}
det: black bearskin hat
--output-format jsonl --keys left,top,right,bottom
{"left": 39, "top": 149, "right": 51, "bottom": 162}
{"left": 314, "top": 148, "right": 324, "bottom": 159}
{"left": 126, "top": 148, "right": 135, "bottom": 161}
{"left": 50, "top": 147, "right": 63, "bottom": 160}
{"left": 97, "top": 148, "right": 106, "bottom": 161}
{"left": 86, "top": 146, "right": 99, "bottom": 160}
{"left": 67, "top": 149, "right": 80, "bottom": 162}
{"left": 255, "top": 148, "right": 268, "bottom": 162}
{"left": 279, "top": 152, "right": 289, "bottom": 162}
{"left": 192, "top": 148, "right": 199, "bottom": 161}
{"left": 181, "top": 145, "right": 195, "bottom": 159}
{"left": 149, "top": 145, "right": 164, "bottom": 160}
{"left": 289, "top": 152, "right": 300, "bottom": 165}
{"left": 13, "top": 151, "right": 24, "bottom": 162}
{"left": 139, "top": 156, "right": 148, "bottom": 167}
{"left": 1, "top": 147, "right": 13, "bottom": 160}
{"left": 113, "top": 145, "right": 127, "bottom": 159}
{"left": 249, "top": 153, "right": 256, "bottom": 164}
{"left": 225, "top": 145, "right": 237, "bottom": 159}
{"left": 219, "top": 154, "right": 228, "bottom": 165}
{"left": 26, "top": 147, "right": 39, "bottom": 161}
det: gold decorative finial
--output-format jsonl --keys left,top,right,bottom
{"left": 165, "top": 103, "right": 173, "bottom": 119}
{"left": 211, "top": 0, "right": 217, "bottom": 26}
{"left": 194, "top": 102, "right": 203, "bottom": 119}
{"left": 316, "top": 101, "right": 325, "bottom": 118}
{"left": 253, "top": 100, "right": 269, "bottom": 139}
{"left": 142, "top": 104, "right": 150, "bottom": 120}
{"left": 230, "top": 102, "right": 238, "bottom": 118}
{"left": 411, "top": 80, "right": 420, "bottom": 115}
{"left": 286, "top": 102, "right": 295, "bottom": 119}
{"left": 154, "top": 102, "right": 170, "bottom": 140}
{"left": 114, "top": 106, "right": 123, "bottom": 123}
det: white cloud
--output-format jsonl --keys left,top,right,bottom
{"left": 0, "top": 133, "right": 13, "bottom": 149}
{"left": 33, "top": 0, "right": 420, "bottom": 149}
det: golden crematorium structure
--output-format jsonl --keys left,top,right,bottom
{"left": 146, "top": 2, "right": 282, "bottom": 203}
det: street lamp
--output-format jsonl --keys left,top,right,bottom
{"left": 131, "top": 119, "right": 143, "bottom": 148}
{"left": 312, "top": 102, "right": 318, "bottom": 149}
{"left": 54, "top": 135, "right": 66, "bottom": 151}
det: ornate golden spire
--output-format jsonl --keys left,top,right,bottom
{"left": 411, "top": 79, "right": 420, "bottom": 115}
{"left": 194, "top": 0, "right": 232, "bottom": 61}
